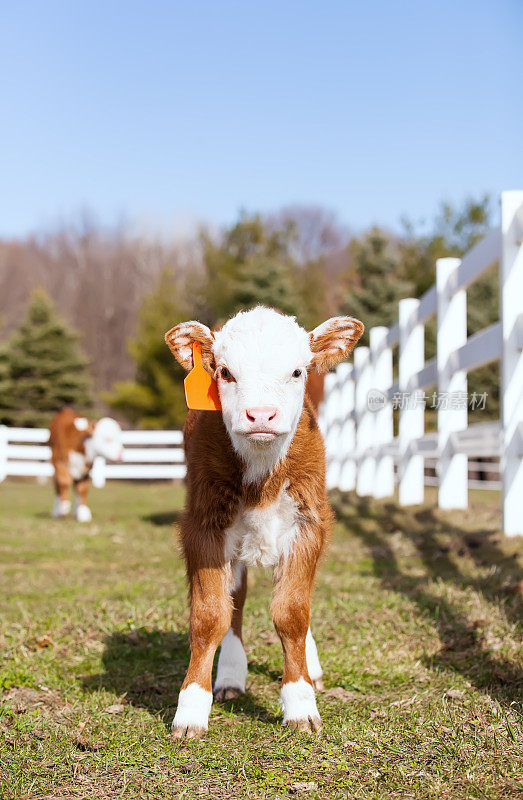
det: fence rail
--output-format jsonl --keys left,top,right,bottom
{"left": 0, "top": 427, "right": 187, "bottom": 486}
{"left": 319, "top": 190, "right": 523, "bottom": 536}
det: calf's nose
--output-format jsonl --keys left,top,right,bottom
{"left": 245, "top": 406, "right": 279, "bottom": 426}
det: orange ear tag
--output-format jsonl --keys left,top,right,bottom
{"left": 184, "top": 341, "right": 222, "bottom": 411}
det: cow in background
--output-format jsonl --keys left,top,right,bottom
{"left": 48, "top": 408, "right": 123, "bottom": 522}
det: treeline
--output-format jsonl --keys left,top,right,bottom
{"left": 0, "top": 197, "right": 498, "bottom": 428}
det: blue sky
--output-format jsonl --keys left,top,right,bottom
{"left": 1, "top": 0, "right": 521, "bottom": 238}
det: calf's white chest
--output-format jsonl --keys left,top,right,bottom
{"left": 225, "top": 486, "right": 301, "bottom": 568}
{"left": 68, "top": 451, "right": 88, "bottom": 481}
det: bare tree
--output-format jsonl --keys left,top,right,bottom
{"left": 265, "top": 205, "right": 350, "bottom": 266}
{"left": 0, "top": 218, "right": 201, "bottom": 393}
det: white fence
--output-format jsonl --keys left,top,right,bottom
{"left": 0, "top": 427, "right": 186, "bottom": 487}
{"left": 319, "top": 191, "right": 523, "bottom": 537}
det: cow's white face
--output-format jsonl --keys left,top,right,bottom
{"left": 91, "top": 417, "right": 123, "bottom": 462}
{"left": 212, "top": 309, "right": 311, "bottom": 480}
{"left": 166, "top": 306, "right": 363, "bottom": 483}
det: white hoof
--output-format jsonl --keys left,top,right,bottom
{"left": 172, "top": 683, "right": 212, "bottom": 738}
{"left": 52, "top": 498, "right": 71, "bottom": 518}
{"left": 75, "top": 504, "right": 92, "bottom": 523}
{"left": 280, "top": 678, "right": 322, "bottom": 732}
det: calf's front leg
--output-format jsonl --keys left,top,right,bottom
{"left": 52, "top": 461, "right": 72, "bottom": 518}
{"left": 271, "top": 540, "right": 322, "bottom": 732}
{"left": 172, "top": 564, "right": 232, "bottom": 739}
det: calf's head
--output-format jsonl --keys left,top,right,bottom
{"left": 90, "top": 417, "right": 123, "bottom": 462}
{"left": 166, "top": 307, "right": 363, "bottom": 479}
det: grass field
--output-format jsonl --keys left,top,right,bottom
{"left": 0, "top": 481, "right": 521, "bottom": 800}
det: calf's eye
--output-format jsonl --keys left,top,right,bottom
{"left": 220, "top": 366, "right": 232, "bottom": 380}
{"left": 292, "top": 369, "right": 302, "bottom": 378}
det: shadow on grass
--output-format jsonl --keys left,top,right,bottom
{"left": 331, "top": 492, "right": 522, "bottom": 709}
{"left": 142, "top": 510, "right": 184, "bottom": 526}
{"left": 247, "top": 660, "right": 282, "bottom": 684}
{"left": 82, "top": 627, "right": 278, "bottom": 728}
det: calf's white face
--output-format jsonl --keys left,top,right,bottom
{"left": 91, "top": 417, "right": 123, "bottom": 462}
{"left": 166, "top": 306, "right": 363, "bottom": 482}
{"left": 213, "top": 308, "right": 311, "bottom": 470}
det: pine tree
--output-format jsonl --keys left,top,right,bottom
{"left": 0, "top": 326, "right": 14, "bottom": 425}
{"left": 341, "top": 227, "right": 414, "bottom": 344}
{"left": 295, "top": 259, "right": 329, "bottom": 330}
{"left": 202, "top": 215, "right": 305, "bottom": 324}
{"left": 105, "top": 269, "right": 189, "bottom": 429}
{"left": 5, "top": 289, "right": 93, "bottom": 427}
{"left": 400, "top": 194, "right": 492, "bottom": 297}
{"left": 231, "top": 254, "right": 301, "bottom": 315}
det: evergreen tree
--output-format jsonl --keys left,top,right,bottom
{"left": 0, "top": 325, "right": 14, "bottom": 425}
{"left": 296, "top": 258, "right": 329, "bottom": 330}
{"left": 202, "top": 215, "right": 305, "bottom": 324}
{"left": 105, "top": 269, "right": 189, "bottom": 429}
{"left": 400, "top": 194, "right": 492, "bottom": 297}
{"left": 341, "top": 227, "right": 414, "bottom": 344}
{"left": 4, "top": 289, "right": 92, "bottom": 427}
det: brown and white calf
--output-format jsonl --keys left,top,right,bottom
{"left": 165, "top": 306, "right": 363, "bottom": 738}
{"left": 48, "top": 407, "right": 123, "bottom": 522}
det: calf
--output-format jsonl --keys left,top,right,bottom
{"left": 48, "top": 408, "right": 123, "bottom": 522}
{"left": 165, "top": 306, "right": 363, "bottom": 738}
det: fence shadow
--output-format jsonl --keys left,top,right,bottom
{"left": 82, "top": 627, "right": 278, "bottom": 728}
{"left": 331, "top": 492, "right": 522, "bottom": 708}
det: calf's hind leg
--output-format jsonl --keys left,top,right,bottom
{"left": 74, "top": 478, "right": 92, "bottom": 523}
{"left": 306, "top": 627, "right": 324, "bottom": 691}
{"left": 172, "top": 564, "right": 232, "bottom": 739}
{"left": 214, "top": 562, "right": 248, "bottom": 700}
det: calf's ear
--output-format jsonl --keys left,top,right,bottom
{"left": 73, "top": 417, "right": 96, "bottom": 435}
{"left": 309, "top": 316, "right": 364, "bottom": 373}
{"left": 165, "top": 321, "right": 215, "bottom": 373}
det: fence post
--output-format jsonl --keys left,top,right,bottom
{"left": 337, "top": 363, "right": 356, "bottom": 491}
{"left": 399, "top": 298, "right": 425, "bottom": 505}
{"left": 323, "top": 371, "right": 340, "bottom": 490}
{"left": 355, "top": 347, "right": 374, "bottom": 496}
{"left": 437, "top": 257, "right": 468, "bottom": 509}
{"left": 0, "top": 425, "right": 7, "bottom": 483}
{"left": 91, "top": 456, "right": 106, "bottom": 488}
{"left": 370, "top": 327, "right": 394, "bottom": 498}
{"left": 500, "top": 191, "right": 523, "bottom": 536}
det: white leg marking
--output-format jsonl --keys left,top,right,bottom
{"left": 306, "top": 628, "right": 323, "bottom": 682}
{"left": 214, "top": 629, "right": 247, "bottom": 696}
{"left": 231, "top": 561, "right": 245, "bottom": 592}
{"left": 53, "top": 498, "right": 71, "bottom": 518}
{"left": 75, "top": 503, "right": 92, "bottom": 523}
{"left": 280, "top": 678, "right": 321, "bottom": 728}
{"left": 172, "top": 683, "right": 213, "bottom": 735}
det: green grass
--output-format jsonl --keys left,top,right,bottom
{"left": 1, "top": 481, "right": 521, "bottom": 800}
